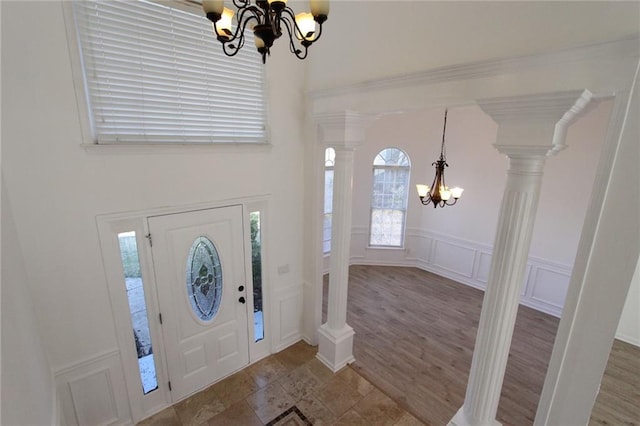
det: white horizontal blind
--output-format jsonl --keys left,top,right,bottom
{"left": 73, "top": 0, "right": 266, "bottom": 144}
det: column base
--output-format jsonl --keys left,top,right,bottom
{"left": 448, "top": 407, "right": 501, "bottom": 426}
{"left": 316, "top": 323, "right": 355, "bottom": 372}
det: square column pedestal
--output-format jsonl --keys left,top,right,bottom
{"left": 316, "top": 323, "right": 355, "bottom": 372}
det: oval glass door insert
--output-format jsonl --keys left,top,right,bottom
{"left": 187, "top": 236, "right": 223, "bottom": 321}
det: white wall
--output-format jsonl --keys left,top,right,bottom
{"left": 616, "top": 256, "right": 640, "bottom": 346}
{"left": 1, "top": 179, "right": 56, "bottom": 426}
{"left": 308, "top": 1, "right": 640, "bottom": 91}
{"left": 2, "top": 1, "right": 307, "bottom": 423}
{"left": 343, "top": 101, "right": 611, "bottom": 316}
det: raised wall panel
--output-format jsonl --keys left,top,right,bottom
{"left": 476, "top": 252, "right": 492, "bottom": 285}
{"left": 69, "top": 369, "right": 119, "bottom": 426}
{"left": 55, "top": 350, "right": 132, "bottom": 426}
{"left": 432, "top": 239, "right": 476, "bottom": 278}
{"left": 274, "top": 284, "right": 303, "bottom": 351}
{"left": 529, "top": 266, "right": 570, "bottom": 309}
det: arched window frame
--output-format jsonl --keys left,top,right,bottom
{"left": 323, "top": 148, "right": 335, "bottom": 254}
{"left": 369, "top": 148, "right": 411, "bottom": 247}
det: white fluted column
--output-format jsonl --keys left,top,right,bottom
{"left": 314, "top": 111, "right": 373, "bottom": 372}
{"left": 450, "top": 90, "right": 593, "bottom": 426}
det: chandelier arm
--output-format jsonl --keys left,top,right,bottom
{"left": 216, "top": 10, "right": 263, "bottom": 57}
{"left": 280, "top": 7, "right": 319, "bottom": 45}
{"left": 279, "top": 17, "right": 309, "bottom": 59}
{"left": 231, "top": 0, "right": 250, "bottom": 8}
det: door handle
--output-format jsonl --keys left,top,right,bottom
{"left": 239, "top": 296, "right": 246, "bottom": 304}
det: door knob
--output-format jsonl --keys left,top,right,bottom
{"left": 238, "top": 285, "right": 245, "bottom": 292}
{"left": 239, "top": 296, "right": 246, "bottom": 304}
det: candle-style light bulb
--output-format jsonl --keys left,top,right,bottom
{"left": 451, "top": 187, "right": 464, "bottom": 199}
{"left": 295, "top": 12, "right": 316, "bottom": 40}
{"left": 310, "top": 0, "right": 330, "bottom": 17}
{"left": 416, "top": 184, "right": 430, "bottom": 198}
{"left": 215, "top": 7, "right": 234, "bottom": 38}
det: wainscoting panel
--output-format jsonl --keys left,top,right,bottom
{"left": 526, "top": 262, "right": 571, "bottom": 314}
{"left": 55, "top": 350, "right": 132, "bottom": 426}
{"left": 432, "top": 239, "right": 476, "bottom": 278}
{"left": 476, "top": 252, "right": 493, "bottom": 284}
{"left": 273, "top": 284, "right": 304, "bottom": 352}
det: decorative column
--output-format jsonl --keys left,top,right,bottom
{"left": 449, "top": 90, "right": 593, "bottom": 426}
{"left": 314, "top": 111, "right": 373, "bottom": 372}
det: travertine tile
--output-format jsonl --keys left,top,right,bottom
{"left": 296, "top": 395, "right": 336, "bottom": 426}
{"left": 275, "top": 341, "right": 317, "bottom": 371}
{"left": 304, "top": 357, "right": 334, "bottom": 384}
{"left": 138, "top": 340, "right": 422, "bottom": 426}
{"left": 173, "top": 387, "right": 225, "bottom": 426}
{"left": 245, "top": 381, "right": 294, "bottom": 423}
{"left": 211, "top": 370, "right": 260, "bottom": 408}
{"left": 279, "top": 364, "right": 323, "bottom": 401}
{"left": 333, "top": 408, "right": 369, "bottom": 426}
{"left": 335, "top": 367, "right": 375, "bottom": 396}
{"left": 314, "top": 371, "right": 372, "bottom": 417}
{"left": 137, "top": 407, "right": 181, "bottom": 426}
{"left": 207, "top": 400, "right": 262, "bottom": 426}
{"left": 353, "top": 387, "right": 404, "bottom": 425}
{"left": 246, "top": 355, "right": 289, "bottom": 388}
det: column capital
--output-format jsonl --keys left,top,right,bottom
{"left": 314, "top": 110, "right": 376, "bottom": 148}
{"left": 478, "top": 90, "right": 593, "bottom": 157}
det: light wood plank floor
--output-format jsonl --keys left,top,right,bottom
{"left": 322, "top": 265, "right": 639, "bottom": 426}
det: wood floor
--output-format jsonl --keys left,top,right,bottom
{"left": 322, "top": 265, "right": 639, "bottom": 426}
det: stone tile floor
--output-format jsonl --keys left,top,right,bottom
{"left": 137, "top": 341, "right": 424, "bottom": 425}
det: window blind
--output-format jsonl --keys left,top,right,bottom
{"left": 72, "top": 0, "right": 266, "bottom": 144}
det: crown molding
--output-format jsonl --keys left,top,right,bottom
{"left": 480, "top": 90, "right": 594, "bottom": 157}
{"left": 309, "top": 35, "right": 639, "bottom": 101}
{"left": 313, "top": 111, "right": 377, "bottom": 147}
{"left": 477, "top": 90, "right": 593, "bottom": 123}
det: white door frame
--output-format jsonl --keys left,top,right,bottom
{"left": 97, "top": 196, "right": 272, "bottom": 423}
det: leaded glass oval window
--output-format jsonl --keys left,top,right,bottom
{"left": 186, "top": 236, "right": 223, "bottom": 321}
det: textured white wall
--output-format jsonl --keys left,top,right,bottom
{"left": 2, "top": 0, "right": 306, "bottom": 374}
{"left": 617, "top": 257, "right": 640, "bottom": 346}
{"left": 1, "top": 179, "right": 56, "bottom": 426}
{"left": 349, "top": 101, "right": 611, "bottom": 279}
{"left": 307, "top": 1, "right": 640, "bottom": 91}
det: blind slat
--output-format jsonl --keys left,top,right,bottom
{"left": 73, "top": 0, "right": 266, "bottom": 144}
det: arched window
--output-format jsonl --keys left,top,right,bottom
{"left": 370, "top": 148, "right": 411, "bottom": 247}
{"left": 323, "top": 148, "right": 335, "bottom": 253}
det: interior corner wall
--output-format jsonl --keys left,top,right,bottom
{"left": 2, "top": 1, "right": 308, "bottom": 421}
{"left": 347, "top": 101, "right": 612, "bottom": 316}
{"left": 616, "top": 256, "right": 640, "bottom": 346}
{"left": 1, "top": 179, "right": 56, "bottom": 426}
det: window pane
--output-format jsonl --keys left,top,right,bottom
{"left": 370, "top": 148, "right": 410, "bottom": 247}
{"left": 369, "top": 209, "right": 405, "bottom": 246}
{"left": 117, "top": 232, "right": 158, "bottom": 395}
{"left": 250, "top": 212, "right": 264, "bottom": 342}
{"left": 186, "top": 236, "right": 223, "bottom": 321}
{"left": 324, "top": 170, "right": 334, "bottom": 214}
{"left": 323, "top": 213, "right": 332, "bottom": 253}
{"left": 324, "top": 147, "right": 335, "bottom": 254}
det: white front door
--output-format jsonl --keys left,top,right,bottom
{"left": 148, "top": 206, "right": 250, "bottom": 401}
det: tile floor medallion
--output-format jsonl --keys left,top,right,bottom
{"left": 137, "top": 341, "right": 425, "bottom": 426}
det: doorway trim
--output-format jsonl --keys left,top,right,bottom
{"left": 97, "top": 195, "right": 272, "bottom": 423}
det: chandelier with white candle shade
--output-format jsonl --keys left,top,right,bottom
{"left": 203, "top": 0, "right": 329, "bottom": 63}
{"left": 416, "top": 109, "right": 464, "bottom": 208}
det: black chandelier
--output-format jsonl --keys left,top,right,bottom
{"left": 416, "top": 109, "right": 464, "bottom": 208}
{"left": 203, "top": 0, "right": 329, "bottom": 64}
